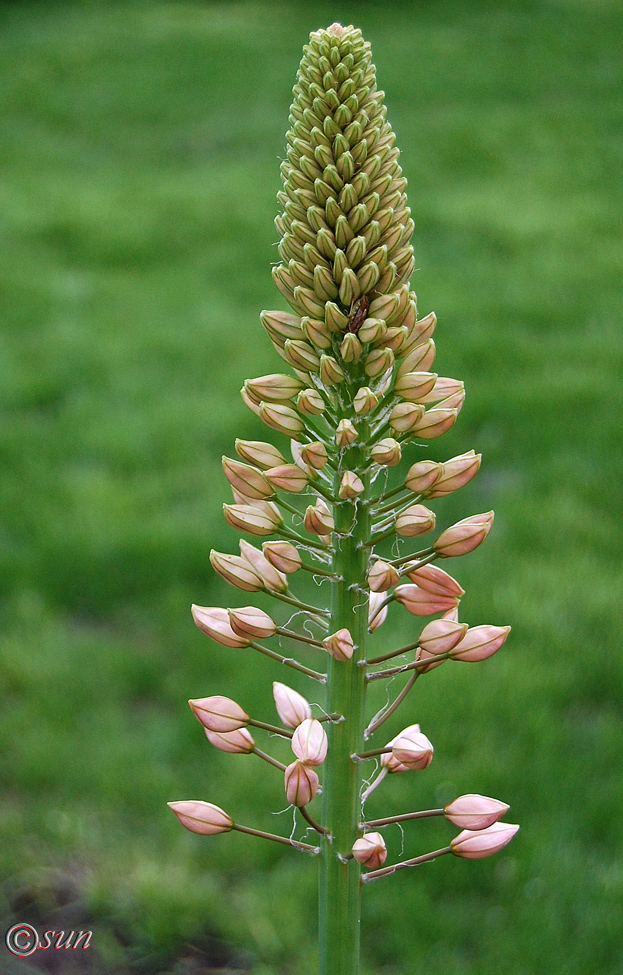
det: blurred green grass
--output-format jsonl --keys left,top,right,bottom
{"left": 0, "top": 0, "right": 622, "bottom": 972}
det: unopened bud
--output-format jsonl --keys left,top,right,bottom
{"left": 245, "top": 374, "right": 304, "bottom": 402}
{"left": 284, "top": 760, "right": 319, "bottom": 806}
{"left": 323, "top": 627, "right": 354, "bottom": 661}
{"left": 340, "top": 332, "right": 363, "bottom": 362}
{"left": 239, "top": 539, "right": 288, "bottom": 592}
{"left": 235, "top": 439, "right": 287, "bottom": 470}
{"left": 192, "top": 605, "right": 250, "bottom": 648}
{"left": 224, "top": 502, "right": 283, "bottom": 536}
{"left": 365, "top": 346, "right": 394, "bottom": 378}
{"left": 405, "top": 564, "right": 464, "bottom": 599}
{"left": 395, "top": 504, "right": 436, "bottom": 538}
{"left": 353, "top": 386, "right": 379, "bottom": 415}
{"left": 206, "top": 726, "right": 255, "bottom": 754}
{"left": 228, "top": 606, "right": 277, "bottom": 641}
{"left": 393, "top": 371, "right": 438, "bottom": 402}
{"left": 368, "top": 590, "right": 388, "bottom": 632}
{"left": 339, "top": 471, "right": 365, "bottom": 499}
{"left": 297, "top": 388, "right": 326, "bottom": 415}
{"left": 222, "top": 457, "right": 273, "bottom": 500}
{"left": 368, "top": 293, "right": 399, "bottom": 322}
{"left": 265, "top": 464, "right": 309, "bottom": 494}
{"left": 419, "top": 376, "right": 463, "bottom": 405}
{"left": 391, "top": 725, "right": 434, "bottom": 770}
{"left": 444, "top": 794, "right": 510, "bottom": 831}
{"left": 336, "top": 418, "right": 358, "bottom": 447}
{"left": 284, "top": 338, "right": 321, "bottom": 373}
{"left": 394, "top": 584, "right": 459, "bottom": 616}
{"left": 450, "top": 822, "right": 519, "bottom": 859}
{"left": 291, "top": 718, "right": 328, "bottom": 766}
{"left": 371, "top": 438, "right": 402, "bottom": 467}
{"left": 389, "top": 402, "right": 425, "bottom": 434}
{"left": 358, "top": 317, "right": 386, "bottom": 344}
{"left": 418, "top": 618, "right": 468, "bottom": 656}
{"left": 427, "top": 451, "right": 482, "bottom": 499}
{"left": 210, "top": 550, "right": 263, "bottom": 592}
{"left": 450, "top": 624, "right": 511, "bottom": 662}
{"left": 300, "top": 441, "right": 329, "bottom": 470}
{"left": 302, "top": 316, "right": 333, "bottom": 350}
{"left": 260, "top": 309, "right": 303, "bottom": 345}
{"left": 168, "top": 800, "right": 233, "bottom": 835}
{"left": 320, "top": 354, "right": 345, "bottom": 386}
{"left": 259, "top": 403, "right": 306, "bottom": 437}
{"left": 434, "top": 511, "right": 494, "bottom": 558}
{"left": 273, "top": 682, "right": 312, "bottom": 729}
{"left": 325, "top": 300, "right": 349, "bottom": 331}
{"left": 411, "top": 407, "right": 457, "bottom": 439}
{"left": 304, "top": 501, "right": 335, "bottom": 536}
{"left": 262, "top": 541, "right": 302, "bottom": 574}
{"left": 290, "top": 439, "right": 312, "bottom": 474}
{"left": 368, "top": 560, "right": 400, "bottom": 592}
{"left": 395, "top": 339, "right": 436, "bottom": 379}
{"left": 189, "top": 695, "right": 249, "bottom": 733}
{"left": 352, "top": 832, "right": 387, "bottom": 869}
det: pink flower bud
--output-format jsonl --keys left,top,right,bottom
{"left": 262, "top": 541, "right": 302, "bottom": 574}
{"left": 206, "top": 727, "right": 255, "bottom": 754}
{"left": 389, "top": 402, "right": 425, "bottom": 434}
{"left": 259, "top": 402, "right": 306, "bottom": 437}
{"left": 427, "top": 451, "right": 482, "bottom": 499}
{"left": 297, "top": 388, "right": 326, "bottom": 415}
{"left": 418, "top": 618, "right": 468, "bottom": 655}
{"left": 451, "top": 822, "right": 519, "bottom": 859}
{"left": 418, "top": 376, "right": 464, "bottom": 405}
{"left": 336, "top": 418, "right": 358, "bottom": 447}
{"left": 320, "top": 354, "right": 345, "bottom": 386}
{"left": 192, "top": 605, "right": 250, "bottom": 648}
{"left": 222, "top": 457, "right": 273, "bottom": 500}
{"left": 380, "top": 726, "right": 417, "bottom": 772}
{"left": 304, "top": 501, "right": 335, "bottom": 536}
{"left": 365, "top": 346, "right": 394, "bottom": 378}
{"left": 353, "top": 387, "right": 379, "bottom": 415}
{"left": 352, "top": 832, "right": 387, "bottom": 869}
{"left": 323, "top": 627, "right": 354, "bottom": 661}
{"left": 415, "top": 646, "right": 446, "bottom": 673}
{"left": 444, "top": 794, "right": 510, "bottom": 831}
{"left": 435, "top": 387, "right": 465, "bottom": 414}
{"left": 223, "top": 502, "right": 283, "bottom": 537}
{"left": 391, "top": 725, "right": 434, "bottom": 770}
{"left": 339, "top": 471, "right": 365, "bottom": 499}
{"left": 368, "top": 590, "right": 388, "bottom": 632}
{"left": 395, "top": 338, "right": 436, "bottom": 379}
{"left": 283, "top": 338, "right": 321, "bottom": 373}
{"left": 395, "top": 504, "right": 436, "bottom": 538}
{"left": 449, "top": 624, "right": 511, "bottom": 662}
{"left": 368, "top": 560, "right": 400, "bottom": 593}
{"left": 245, "top": 373, "right": 304, "bottom": 402}
{"left": 284, "top": 760, "right": 319, "bottom": 806}
{"left": 434, "top": 511, "right": 494, "bottom": 558}
{"left": 404, "top": 460, "right": 442, "bottom": 494}
{"left": 300, "top": 441, "right": 329, "bottom": 470}
{"left": 394, "top": 584, "right": 459, "bottom": 616}
{"left": 393, "top": 371, "right": 438, "bottom": 402}
{"left": 235, "top": 438, "right": 287, "bottom": 470}
{"left": 412, "top": 407, "right": 458, "bottom": 439}
{"left": 371, "top": 438, "right": 402, "bottom": 467}
{"left": 273, "top": 682, "right": 312, "bottom": 729}
{"left": 260, "top": 309, "right": 304, "bottom": 345}
{"left": 168, "top": 800, "right": 234, "bottom": 835}
{"left": 239, "top": 539, "right": 288, "bottom": 593}
{"left": 228, "top": 606, "right": 277, "bottom": 641}
{"left": 405, "top": 564, "right": 464, "bottom": 599}
{"left": 290, "top": 439, "right": 312, "bottom": 475}
{"left": 265, "top": 464, "right": 309, "bottom": 494}
{"left": 340, "top": 332, "right": 363, "bottom": 362}
{"left": 240, "top": 384, "right": 261, "bottom": 416}
{"left": 209, "top": 550, "right": 263, "bottom": 592}
{"left": 291, "top": 718, "right": 328, "bottom": 766}
{"left": 189, "top": 695, "right": 249, "bottom": 732}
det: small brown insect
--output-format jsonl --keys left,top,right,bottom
{"left": 348, "top": 295, "right": 370, "bottom": 334}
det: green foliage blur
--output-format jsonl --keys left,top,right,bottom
{"left": 0, "top": 1, "right": 621, "bottom": 972}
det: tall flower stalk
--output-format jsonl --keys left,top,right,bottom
{"left": 169, "top": 23, "right": 518, "bottom": 975}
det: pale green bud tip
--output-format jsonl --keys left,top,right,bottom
{"left": 168, "top": 800, "right": 234, "bottom": 835}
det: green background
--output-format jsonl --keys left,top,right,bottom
{"left": 0, "top": 1, "right": 621, "bottom": 972}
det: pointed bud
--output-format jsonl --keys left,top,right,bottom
{"left": 260, "top": 309, "right": 304, "bottom": 345}
{"left": 395, "top": 504, "right": 436, "bottom": 538}
{"left": 405, "top": 564, "right": 464, "bottom": 599}
{"left": 358, "top": 317, "right": 386, "bottom": 344}
{"left": 352, "top": 832, "right": 387, "bottom": 869}
{"left": 206, "top": 726, "right": 255, "bottom": 754}
{"left": 192, "top": 605, "right": 250, "bottom": 648}
{"left": 395, "top": 339, "right": 436, "bottom": 379}
{"left": 300, "top": 441, "right": 329, "bottom": 470}
{"left": 284, "top": 760, "right": 319, "bottom": 806}
{"left": 393, "top": 371, "right": 438, "bottom": 402}
{"left": 262, "top": 541, "right": 302, "bottom": 574}
{"left": 228, "top": 606, "right": 277, "bottom": 641}
{"left": 368, "top": 293, "right": 399, "bottom": 322}
{"left": 223, "top": 502, "right": 283, "bottom": 537}
{"left": 418, "top": 618, "right": 468, "bottom": 655}
{"left": 451, "top": 822, "right": 519, "bottom": 860}
{"left": 368, "top": 590, "right": 388, "bottom": 632}
{"left": 434, "top": 511, "right": 494, "bottom": 558}
{"left": 365, "top": 346, "right": 394, "bottom": 378}
{"left": 222, "top": 457, "right": 273, "bottom": 501}
{"left": 302, "top": 316, "right": 333, "bottom": 350}
{"left": 304, "top": 501, "right": 335, "bottom": 536}
{"left": 291, "top": 718, "right": 328, "bottom": 766}
{"left": 284, "top": 339, "right": 320, "bottom": 373}
{"left": 189, "top": 696, "right": 249, "bottom": 733}
{"left": 265, "top": 464, "right": 309, "bottom": 494}
{"left": 389, "top": 402, "right": 425, "bottom": 434}
{"left": 245, "top": 374, "right": 304, "bottom": 402}
{"left": 320, "top": 354, "right": 345, "bottom": 386}
{"left": 353, "top": 387, "right": 379, "bottom": 415}
{"left": 323, "top": 627, "right": 354, "bottom": 661}
{"left": 235, "top": 439, "right": 287, "bottom": 470}
{"left": 371, "top": 438, "right": 401, "bottom": 467}
{"left": 340, "top": 332, "right": 363, "bottom": 362}
{"left": 259, "top": 403, "right": 306, "bottom": 438}
{"left": 404, "top": 460, "right": 442, "bottom": 494}
{"left": 391, "top": 725, "right": 434, "bottom": 770}
{"left": 419, "top": 376, "right": 463, "bottom": 405}
{"left": 168, "top": 800, "right": 234, "bottom": 835}
{"left": 210, "top": 550, "right": 264, "bottom": 592}
{"left": 273, "top": 682, "right": 312, "bottom": 729}
{"left": 444, "top": 794, "right": 510, "bottom": 831}
{"left": 450, "top": 624, "right": 511, "bottom": 662}
{"left": 427, "top": 451, "right": 482, "bottom": 499}
{"left": 336, "top": 419, "right": 358, "bottom": 447}
{"left": 368, "top": 560, "right": 400, "bottom": 593}
{"left": 339, "top": 471, "right": 365, "bottom": 499}
{"left": 325, "top": 300, "right": 349, "bottom": 331}
{"left": 411, "top": 407, "right": 457, "bottom": 439}
{"left": 239, "top": 539, "right": 288, "bottom": 592}
{"left": 394, "top": 584, "right": 459, "bottom": 616}
{"left": 297, "top": 388, "right": 326, "bottom": 415}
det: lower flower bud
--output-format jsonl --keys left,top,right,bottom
{"left": 395, "top": 504, "right": 436, "bottom": 538}
{"left": 352, "top": 832, "right": 387, "bottom": 869}
{"left": 192, "top": 605, "right": 250, "bottom": 649}
{"left": 291, "top": 718, "right": 328, "bottom": 766}
{"left": 168, "top": 800, "right": 234, "bottom": 835}
{"left": 273, "top": 682, "right": 312, "bottom": 729}
{"left": 284, "top": 760, "right": 319, "bottom": 806}
{"left": 206, "top": 727, "right": 255, "bottom": 754}
{"left": 323, "top": 627, "right": 354, "bottom": 661}
{"left": 450, "top": 822, "right": 519, "bottom": 859}
{"left": 189, "top": 695, "right": 249, "bottom": 733}
{"left": 444, "top": 794, "right": 510, "bottom": 831}
{"left": 228, "top": 606, "right": 277, "bottom": 641}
